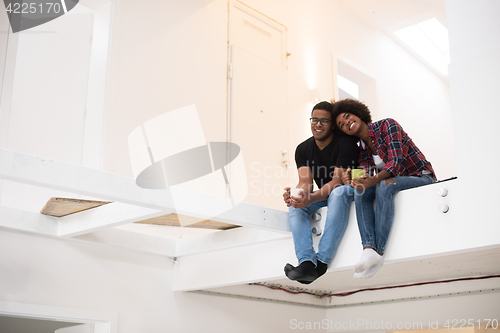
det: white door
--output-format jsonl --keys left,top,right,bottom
{"left": 228, "top": 1, "right": 289, "bottom": 210}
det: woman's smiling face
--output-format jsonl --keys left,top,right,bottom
{"left": 336, "top": 112, "right": 362, "bottom": 136}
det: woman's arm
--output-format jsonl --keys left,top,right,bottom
{"left": 352, "top": 119, "right": 404, "bottom": 190}
{"left": 381, "top": 119, "right": 406, "bottom": 177}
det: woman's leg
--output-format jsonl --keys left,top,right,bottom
{"left": 374, "top": 175, "right": 435, "bottom": 255}
{"left": 354, "top": 175, "right": 434, "bottom": 278}
{"left": 354, "top": 185, "right": 377, "bottom": 250}
{"left": 353, "top": 185, "right": 381, "bottom": 273}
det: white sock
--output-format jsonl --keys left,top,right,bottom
{"left": 354, "top": 257, "right": 384, "bottom": 279}
{"left": 354, "top": 248, "right": 382, "bottom": 273}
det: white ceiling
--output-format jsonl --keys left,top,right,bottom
{"left": 339, "top": 0, "right": 447, "bottom": 30}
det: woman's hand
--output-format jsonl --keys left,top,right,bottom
{"left": 351, "top": 174, "right": 377, "bottom": 191}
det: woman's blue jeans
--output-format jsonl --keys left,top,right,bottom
{"left": 288, "top": 185, "right": 354, "bottom": 266}
{"left": 354, "top": 175, "right": 435, "bottom": 255}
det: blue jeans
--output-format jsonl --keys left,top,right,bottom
{"left": 288, "top": 185, "right": 354, "bottom": 266}
{"left": 354, "top": 175, "right": 435, "bottom": 254}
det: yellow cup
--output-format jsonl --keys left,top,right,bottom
{"left": 351, "top": 169, "right": 367, "bottom": 182}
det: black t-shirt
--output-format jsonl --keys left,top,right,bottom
{"left": 295, "top": 135, "right": 359, "bottom": 189}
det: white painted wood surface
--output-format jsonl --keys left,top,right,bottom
{"left": 0, "top": 148, "right": 290, "bottom": 237}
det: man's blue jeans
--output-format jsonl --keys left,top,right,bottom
{"left": 288, "top": 185, "right": 354, "bottom": 266}
{"left": 354, "top": 175, "right": 435, "bottom": 255}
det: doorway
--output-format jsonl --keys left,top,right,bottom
{"left": 0, "top": 300, "right": 116, "bottom": 333}
{"left": 228, "top": 1, "right": 289, "bottom": 210}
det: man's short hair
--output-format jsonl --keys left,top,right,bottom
{"left": 312, "top": 101, "right": 333, "bottom": 115}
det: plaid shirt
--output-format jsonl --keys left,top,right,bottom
{"left": 359, "top": 118, "right": 436, "bottom": 180}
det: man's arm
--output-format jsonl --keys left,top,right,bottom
{"left": 289, "top": 167, "right": 346, "bottom": 209}
{"left": 283, "top": 166, "right": 313, "bottom": 207}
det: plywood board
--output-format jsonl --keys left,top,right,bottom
{"left": 134, "top": 213, "right": 240, "bottom": 230}
{"left": 41, "top": 197, "right": 111, "bottom": 217}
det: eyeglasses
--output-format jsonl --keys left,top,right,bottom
{"left": 310, "top": 118, "right": 331, "bottom": 125}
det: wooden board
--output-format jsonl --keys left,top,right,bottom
{"left": 134, "top": 213, "right": 240, "bottom": 231}
{"left": 40, "top": 198, "right": 239, "bottom": 230}
{"left": 40, "top": 197, "right": 112, "bottom": 217}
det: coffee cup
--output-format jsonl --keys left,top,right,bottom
{"left": 290, "top": 188, "right": 305, "bottom": 200}
{"left": 351, "top": 169, "right": 367, "bottom": 182}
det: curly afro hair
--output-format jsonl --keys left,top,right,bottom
{"left": 331, "top": 99, "right": 372, "bottom": 126}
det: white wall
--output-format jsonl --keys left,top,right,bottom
{"left": 0, "top": 7, "right": 19, "bottom": 153}
{"left": 0, "top": 9, "right": 9, "bottom": 113}
{"left": 331, "top": 8, "right": 455, "bottom": 181}
{"left": 0, "top": 229, "right": 326, "bottom": 333}
{"left": 227, "top": 0, "right": 456, "bottom": 185}
{"left": 6, "top": 8, "right": 94, "bottom": 165}
{"left": 104, "top": 0, "right": 229, "bottom": 177}
{"left": 0, "top": 6, "right": 13, "bottom": 201}
{"left": 0, "top": 7, "right": 98, "bottom": 212}
{"left": 82, "top": 1, "right": 113, "bottom": 170}
{"left": 324, "top": 0, "right": 500, "bottom": 326}
{"left": 0, "top": 0, "right": 458, "bottom": 199}
{"left": 444, "top": 0, "right": 500, "bottom": 250}
{"left": 446, "top": 0, "right": 500, "bottom": 181}
{"left": 103, "top": 0, "right": 456, "bottom": 187}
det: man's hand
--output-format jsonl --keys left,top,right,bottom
{"left": 351, "top": 173, "right": 377, "bottom": 191}
{"left": 290, "top": 192, "right": 312, "bottom": 209}
{"left": 342, "top": 168, "right": 352, "bottom": 186}
{"left": 284, "top": 187, "right": 310, "bottom": 208}
{"left": 283, "top": 187, "right": 292, "bottom": 207}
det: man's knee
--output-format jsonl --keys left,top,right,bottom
{"left": 288, "top": 205, "right": 308, "bottom": 218}
{"left": 327, "top": 186, "right": 354, "bottom": 207}
{"left": 329, "top": 185, "right": 352, "bottom": 198}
